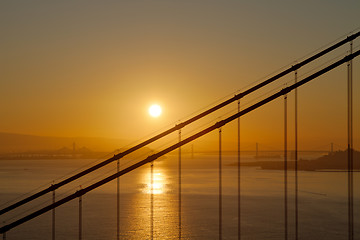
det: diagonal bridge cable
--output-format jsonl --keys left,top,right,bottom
{"left": 1, "top": 30, "right": 359, "bottom": 216}
{"left": 1, "top": 49, "right": 359, "bottom": 234}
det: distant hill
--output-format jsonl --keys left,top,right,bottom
{"left": 295, "top": 149, "right": 360, "bottom": 171}
{"left": 234, "top": 149, "right": 360, "bottom": 171}
{"left": 0, "top": 132, "right": 126, "bottom": 154}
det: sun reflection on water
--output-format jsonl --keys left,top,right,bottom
{"left": 143, "top": 172, "right": 165, "bottom": 194}
{"left": 134, "top": 166, "right": 180, "bottom": 238}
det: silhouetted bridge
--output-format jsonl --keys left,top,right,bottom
{"left": 1, "top": 31, "right": 360, "bottom": 240}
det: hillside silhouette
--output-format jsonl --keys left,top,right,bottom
{"left": 0, "top": 132, "right": 126, "bottom": 153}
{"left": 239, "top": 149, "right": 360, "bottom": 171}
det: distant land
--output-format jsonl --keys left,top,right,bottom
{"left": 0, "top": 132, "right": 126, "bottom": 154}
{"left": 233, "top": 149, "right": 360, "bottom": 171}
{"left": 0, "top": 132, "right": 157, "bottom": 160}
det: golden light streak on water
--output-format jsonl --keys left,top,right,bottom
{"left": 143, "top": 172, "right": 165, "bottom": 195}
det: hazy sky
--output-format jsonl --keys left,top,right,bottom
{"left": 1, "top": 1, "right": 359, "bottom": 150}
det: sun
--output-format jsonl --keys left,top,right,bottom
{"left": 148, "top": 104, "right": 162, "bottom": 118}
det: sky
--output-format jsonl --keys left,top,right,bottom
{"left": 1, "top": 0, "right": 360, "bottom": 151}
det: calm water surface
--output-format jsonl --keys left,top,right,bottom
{"left": 0, "top": 154, "right": 359, "bottom": 239}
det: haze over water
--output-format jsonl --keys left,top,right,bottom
{"left": 1, "top": 153, "right": 359, "bottom": 239}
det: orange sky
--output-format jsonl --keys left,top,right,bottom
{"left": 1, "top": 1, "right": 360, "bottom": 151}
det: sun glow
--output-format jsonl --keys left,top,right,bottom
{"left": 148, "top": 104, "right": 162, "bottom": 118}
{"left": 144, "top": 172, "right": 164, "bottom": 194}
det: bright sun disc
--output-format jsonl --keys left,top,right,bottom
{"left": 149, "top": 104, "right": 162, "bottom": 117}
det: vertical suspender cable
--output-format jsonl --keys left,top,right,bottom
{"left": 284, "top": 94, "right": 288, "bottom": 240}
{"left": 237, "top": 100, "right": 241, "bottom": 240}
{"left": 178, "top": 129, "right": 182, "bottom": 240}
{"left": 347, "top": 40, "right": 354, "bottom": 240}
{"left": 191, "top": 144, "right": 194, "bottom": 159}
{"left": 349, "top": 41, "right": 354, "bottom": 240}
{"left": 79, "top": 188, "right": 82, "bottom": 240}
{"left": 151, "top": 161, "right": 154, "bottom": 240}
{"left": 117, "top": 159, "right": 120, "bottom": 240}
{"left": 219, "top": 128, "right": 222, "bottom": 240}
{"left": 52, "top": 185, "right": 55, "bottom": 240}
{"left": 256, "top": 143, "right": 259, "bottom": 158}
{"left": 294, "top": 71, "right": 298, "bottom": 240}
{"left": 1, "top": 221, "right": 5, "bottom": 240}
